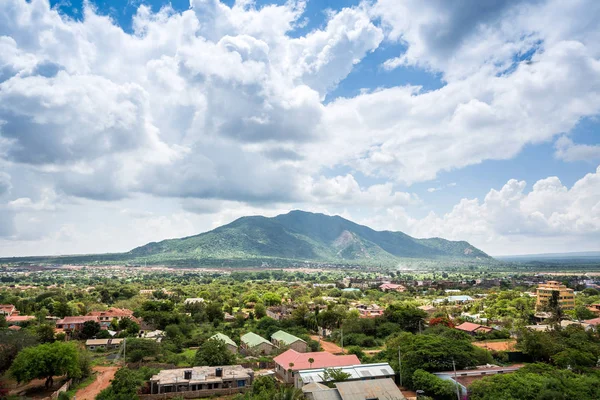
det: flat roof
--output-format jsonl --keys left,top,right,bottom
{"left": 150, "top": 365, "right": 252, "bottom": 386}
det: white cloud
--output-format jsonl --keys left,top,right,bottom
{"left": 554, "top": 136, "right": 600, "bottom": 162}
{"left": 0, "top": 0, "right": 599, "bottom": 255}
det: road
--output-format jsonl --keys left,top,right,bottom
{"left": 310, "top": 335, "right": 344, "bottom": 354}
{"left": 74, "top": 366, "right": 118, "bottom": 400}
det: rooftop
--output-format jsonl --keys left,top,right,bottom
{"left": 274, "top": 349, "right": 360, "bottom": 371}
{"left": 335, "top": 378, "right": 405, "bottom": 400}
{"left": 297, "top": 363, "right": 394, "bottom": 385}
{"left": 241, "top": 332, "right": 272, "bottom": 347}
{"left": 210, "top": 333, "right": 237, "bottom": 347}
{"left": 271, "top": 330, "right": 305, "bottom": 345}
{"left": 150, "top": 365, "right": 252, "bottom": 386}
{"left": 85, "top": 338, "right": 124, "bottom": 346}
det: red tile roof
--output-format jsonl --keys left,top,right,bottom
{"left": 57, "top": 316, "right": 100, "bottom": 325}
{"left": 584, "top": 317, "right": 600, "bottom": 326}
{"left": 274, "top": 349, "right": 360, "bottom": 371}
{"left": 88, "top": 308, "right": 134, "bottom": 318}
{"left": 0, "top": 304, "right": 16, "bottom": 314}
{"left": 6, "top": 315, "right": 35, "bottom": 323}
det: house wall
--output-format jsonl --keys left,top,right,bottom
{"left": 289, "top": 341, "right": 308, "bottom": 353}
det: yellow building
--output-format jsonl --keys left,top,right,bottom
{"left": 535, "top": 281, "right": 575, "bottom": 311}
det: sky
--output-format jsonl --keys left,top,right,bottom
{"left": 0, "top": 0, "right": 599, "bottom": 257}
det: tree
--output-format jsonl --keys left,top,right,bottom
{"left": 308, "top": 358, "right": 314, "bottom": 369}
{"left": 194, "top": 338, "right": 236, "bottom": 366}
{"left": 0, "top": 314, "right": 7, "bottom": 329}
{"left": 412, "top": 369, "right": 457, "bottom": 400}
{"left": 35, "top": 324, "right": 56, "bottom": 343}
{"left": 574, "top": 305, "right": 597, "bottom": 321}
{"left": 383, "top": 304, "right": 427, "bottom": 333}
{"left": 206, "top": 302, "right": 225, "bottom": 322}
{"left": 0, "top": 330, "right": 37, "bottom": 373}
{"left": 125, "top": 339, "right": 160, "bottom": 363}
{"left": 254, "top": 303, "right": 267, "bottom": 319}
{"left": 263, "top": 292, "right": 282, "bottom": 306}
{"left": 97, "top": 367, "right": 157, "bottom": 400}
{"left": 9, "top": 342, "right": 83, "bottom": 388}
{"left": 320, "top": 368, "right": 351, "bottom": 387}
{"left": 80, "top": 320, "right": 101, "bottom": 340}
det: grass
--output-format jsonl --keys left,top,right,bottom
{"left": 64, "top": 373, "right": 97, "bottom": 399}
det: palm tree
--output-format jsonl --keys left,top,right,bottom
{"left": 308, "top": 358, "right": 314, "bottom": 369}
{"left": 273, "top": 387, "right": 304, "bottom": 400}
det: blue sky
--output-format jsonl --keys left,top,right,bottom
{"left": 0, "top": 0, "right": 599, "bottom": 256}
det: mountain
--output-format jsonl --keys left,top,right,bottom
{"left": 128, "top": 210, "right": 491, "bottom": 265}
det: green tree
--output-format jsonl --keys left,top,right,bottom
{"left": 194, "top": 338, "right": 236, "bottom": 366}
{"left": 254, "top": 303, "right": 267, "bottom": 319}
{"left": 263, "top": 292, "right": 282, "bottom": 306}
{"left": 125, "top": 339, "right": 160, "bottom": 363}
{"left": 411, "top": 369, "right": 457, "bottom": 400}
{"left": 0, "top": 330, "right": 37, "bottom": 373}
{"left": 80, "top": 320, "right": 101, "bottom": 340}
{"left": 320, "top": 368, "right": 351, "bottom": 387}
{"left": 35, "top": 324, "right": 56, "bottom": 343}
{"left": 97, "top": 367, "right": 157, "bottom": 400}
{"left": 9, "top": 342, "right": 83, "bottom": 388}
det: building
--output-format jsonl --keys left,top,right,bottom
{"left": 183, "top": 298, "right": 205, "bottom": 305}
{"left": 85, "top": 338, "right": 124, "bottom": 351}
{"left": 295, "top": 363, "right": 394, "bottom": 389}
{"left": 304, "top": 378, "right": 405, "bottom": 400}
{"left": 149, "top": 365, "right": 254, "bottom": 395}
{"left": 274, "top": 349, "right": 360, "bottom": 384}
{"left": 355, "top": 304, "right": 384, "bottom": 319}
{"left": 271, "top": 330, "right": 308, "bottom": 353}
{"left": 0, "top": 304, "right": 16, "bottom": 316}
{"left": 210, "top": 333, "right": 238, "bottom": 354}
{"left": 56, "top": 316, "right": 100, "bottom": 331}
{"left": 240, "top": 332, "right": 277, "bottom": 356}
{"left": 379, "top": 283, "right": 406, "bottom": 293}
{"left": 6, "top": 315, "right": 35, "bottom": 326}
{"left": 141, "top": 329, "right": 165, "bottom": 342}
{"left": 535, "top": 281, "right": 575, "bottom": 311}
{"left": 433, "top": 295, "right": 474, "bottom": 304}
{"left": 418, "top": 304, "right": 436, "bottom": 315}
{"left": 455, "top": 322, "right": 494, "bottom": 336}
{"left": 87, "top": 308, "right": 138, "bottom": 328}
{"left": 586, "top": 304, "right": 600, "bottom": 316}
{"left": 584, "top": 317, "right": 600, "bottom": 328}
{"left": 434, "top": 365, "right": 522, "bottom": 398}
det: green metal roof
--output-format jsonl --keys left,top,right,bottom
{"left": 271, "top": 330, "right": 305, "bottom": 345}
{"left": 241, "top": 332, "right": 272, "bottom": 347}
{"left": 210, "top": 333, "right": 236, "bottom": 347}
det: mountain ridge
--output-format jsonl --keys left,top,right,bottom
{"left": 128, "top": 210, "right": 492, "bottom": 264}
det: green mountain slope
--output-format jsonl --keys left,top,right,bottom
{"left": 128, "top": 210, "right": 491, "bottom": 264}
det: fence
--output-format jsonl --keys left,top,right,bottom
{"left": 50, "top": 379, "right": 72, "bottom": 399}
{"left": 138, "top": 386, "right": 249, "bottom": 400}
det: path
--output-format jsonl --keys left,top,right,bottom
{"left": 310, "top": 335, "right": 344, "bottom": 354}
{"left": 74, "top": 366, "right": 118, "bottom": 400}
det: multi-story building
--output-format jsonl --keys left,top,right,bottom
{"left": 149, "top": 365, "right": 254, "bottom": 395}
{"left": 87, "top": 308, "right": 138, "bottom": 328}
{"left": 535, "top": 281, "right": 575, "bottom": 311}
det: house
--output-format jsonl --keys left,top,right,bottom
{"left": 434, "top": 295, "right": 474, "bottom": 304}
{"left": 184, "top": 298, "right": 205, "bottom": 305}
{"left": 210, "top": 333, "right": 238, "bottom": 354}
{"left": 274, "top": 349, "right": 360, "bottom": 384}
{"left": 266, "top": 306, "right": 291, "bottom": 321}
{"left": 355, "top": 304, "right": 384, "bottom": 318}
{"left": 149, "top": 365, "right": 254, "bottom": 395}
{"left": 583, "top": 317, "right": 600, "bottom": 328}
{"left": 455, "top": 322, "right": 494, "bottom": 335}
{"left": 141, "top": 330, "right": 165, "bottom": 342}
{"left": 0, "top": 304, "right": 16, "bottom": 316}
{"left": 379, "top": 283, "right": 406, "bottom": 293}
{"left": 434, "top": 364, "right": 523, "bottom": 398}
{"left": 56, "top": 316, "right": 100, "bottom": 331}
{"left": 6, "top": 315, "right": 35, "bottom": 326}
{"left": 535, "top": 281, "right": 575, "bottom": 311}
{"left": 85, "top": 338, "right": 124, "bottom": 351}
{"left": 87, "top": 308, "right": 138, "bottom": 328}
{"left": 304, "top": 378, "right": 405, "bottom": 400}
{"left": 586, "top": 304, "right": 600, "bottom": 316}
{"left": 295, "top": 363, "right": 395, "bottom": 389}
{"left": 271, "top": 330, "right": 308, "bottom": 353}
{"left": 240, "top": 332, "right": 277, "bottom": 355}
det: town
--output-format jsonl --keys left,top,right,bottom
{"left": 2, "top": 267, "right": 600, "bottom": 399}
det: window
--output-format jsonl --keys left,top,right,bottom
{"left": 237, "top": 380, "right": 246, "bottom": 387}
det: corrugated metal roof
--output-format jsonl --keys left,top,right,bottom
{"left": 335, "top": 378, "right": 405, "bottom": 400}
{"left": 298, "top": 363, "right": 394, "bottom": 384}
{"left": 210, "top": 333, "right": 237, "bottom": 347}
{"left": 241, "top": 332, "right": 272, "bottom": 347}
{"left": 271, "top": 330, "right": 305, "bottom": 345}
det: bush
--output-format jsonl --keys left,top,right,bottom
{"left": 412, "top": 369, "right": 457, "bottom": 400}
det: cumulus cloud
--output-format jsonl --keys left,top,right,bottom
{"left": 0, "top": 0, "right": 599, "bottom": 255}
{"left": 554, "top": 136, "right": 600, "bottom": 162}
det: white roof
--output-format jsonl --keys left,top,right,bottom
{"left": 297, "top": 363, "right": 394, "bottom": 384}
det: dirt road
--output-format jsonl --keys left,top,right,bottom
{"left": 310, "top": 335, "right": 344, "bottom": 354}
{"left": 74, "top": 366, "right": 118, "bottom": 400}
